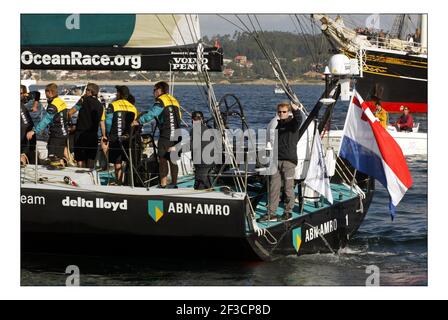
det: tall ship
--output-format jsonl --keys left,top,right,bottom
{"left": 313, "top": 14, "right": 428, "bottom": 113}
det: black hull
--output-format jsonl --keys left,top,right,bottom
{"left": 21, "top": 181, "right": 374, "bottom": 261}
{"left": 346, "top": 49, "right": 427, "bottom": 113}
{"left": 246, "top": 189, "right": 374, "bottom": 260}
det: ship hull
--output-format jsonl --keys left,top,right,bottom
{"left": 346, "top": 48, "right": 427, "bottom": 113}
{"left": 21, "top": 179, "right": 374, "bottom": 261}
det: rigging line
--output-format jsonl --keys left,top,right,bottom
{"left": 235, "top": 15, "right": 277, "bottom": 73}
{"left": 171, "top": 14, "right": 188, "bottom": 47}
{"left": 252, "top": 15, "right": 289, "bottom": 81}
{"left": 198, "top": 65, "right": 245, "bottom": 194}
{"left": 155, "top": 15, "right": 180, "bottom": 47}
{"left": 189, "top": 15, "right": 200, "bottom": 43}
{"left": 217, "top": 14, "right": 248, "bottom": 33}
{"left": 310, "top": 17, "right": 320, "bottom": 64}
{"left": 246, "top": 14, "right": 258, "bottom": 35}
{"left": 156, "top": 15, "right": 209, "bottom": 111}
{"left": 183, "top": 14, "right": 198, "bottom": 44}
{"left": 181, "top": 15, "right": 210, "bottom": 106}
{"left": 157, "top": 14, "right": 197, "bottom": 62}
{"left": 185, "top": 14, "right": 199, "bottom": 43}
{"left": 249, "top": 15, "right": 303, "bottom": 108}
{"left": 290, "top": 15, "right": 316, "bottom": 65}
{"left": 222, "top": 14, "right": 291, "bottom": 100}
{"left": 235, "top": 14, "right": 254, "bottom": 34}
{"left": 297, "top": 15, "right": 319, "bottom": 65}
{"left": 295, "top": 15, "right": 318, "bottom": 66}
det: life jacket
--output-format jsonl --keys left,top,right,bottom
{"left": 156, "top": 93, "right": 181, "bottom": 141}
{"left": 107, "top": 99, "right": 138, "bottom": 142}
{"left": 47, "top": 96, "right": 68, "bottom": 138}
{"left": 20, "top": 103, "right": 34, "bottom": 139}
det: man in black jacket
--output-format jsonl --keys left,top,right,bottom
{"left": 190, "top": 111, "right": 215, "bottom": 190}
{"left": 68, "top": 83, "right": 106, "bottom": 168}
{"left": 259, "top": 101, "right": 302, "bottom": 222}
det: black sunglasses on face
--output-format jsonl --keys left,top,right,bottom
{"left": 278, "top": 111, "right": 288, "bottom": 114}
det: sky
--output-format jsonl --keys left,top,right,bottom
{"left": 199, "top": 14, "right": 414, "bottom": 37}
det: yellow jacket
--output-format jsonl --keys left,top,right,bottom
{"left": 374, "top": 108, "right": 388, "bottom": 128}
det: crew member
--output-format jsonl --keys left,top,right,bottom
{"left": 20, "top": 85, "right": 40, "bottom": 165}
{"left": 259, "top": 101, "right": 303, "bottom": 222}
{"left": 374, "top": 101, "right": 388, "bottom": 129}
{"left": 68, "top": 83, "right": 106, "bottom": 168}
{"left": 133, "top": 81, "right": 182, "bottom": 189}
{"left": 104, "top": 85, "right": 138, "bottom": 185}
{"left": 26, "top": 83, "right": 68, "bottom": 166}
{"left": 190, "top": 111, "right": 214, "bottom": 190}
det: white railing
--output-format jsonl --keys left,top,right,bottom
{"left": 362, "top": 35, "right": 427, "bottom": 54}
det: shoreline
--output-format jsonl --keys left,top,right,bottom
{"left": 35, "top": 79, "right": 324, "bottom": 86}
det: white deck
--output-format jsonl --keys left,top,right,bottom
{"left": 20, "top": 165, "right": 246, "bottom": 200}
{"left": 323, "top": 128, "right": 427, "bottom": 156}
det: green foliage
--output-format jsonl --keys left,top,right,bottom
{"left": 206, "top": 31, "right": 330, "bottom": 79}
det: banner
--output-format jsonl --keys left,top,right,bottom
{"left": 20, "top": 46, "right": 223, "bottom": 72}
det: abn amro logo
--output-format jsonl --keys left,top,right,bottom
{"left": 148, "top": 200, "right": 164, "bottom": 223}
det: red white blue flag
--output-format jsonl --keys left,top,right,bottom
{"left": 339, "top": 90, "right": 413, "bottom": 218}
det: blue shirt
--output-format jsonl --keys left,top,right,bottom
{"left": 138, "top": 103, "right": 164, "bottom": 125}
{"left": 33, "top": 111, "right": 54, "bottom": 134}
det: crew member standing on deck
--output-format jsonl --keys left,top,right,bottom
{"left": 26, "top": 83, "right": 68, "bottom": 166}
{"left": 68, "top": 83, "right": 106, "bottom": 168}
{"left": 20, "top": 85, "right": 40, "bottom": 165}
{"left": 190, "top": 111, "right": 214, "bottom": 190}
{"left": 133, "top": 81, "right": 182, "bottom": 189}
{"left": 104, "top": 85, "right": 138, "bottom": 185}
{"left": 259, "top": 101, "right": 303, "bottom": 222}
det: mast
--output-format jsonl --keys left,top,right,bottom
{"left": 420, "top": 14, "right": 428, "bottom": 51}
{"left": 390, "top": 14, "right": 406, "bottom": 39}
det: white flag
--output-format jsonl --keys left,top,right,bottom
{"left": 305, "top": 131, "right": 334, "bottom": 204}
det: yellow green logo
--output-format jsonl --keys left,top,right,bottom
{"left": 292, "top": 228, "right": 302, "bottom": 253}
{"left": 148, "top": 200, "right": 164, "bottom": 223}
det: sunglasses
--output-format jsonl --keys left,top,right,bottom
{"left": 277, "top": 111, "right": 288, "bottom": 114}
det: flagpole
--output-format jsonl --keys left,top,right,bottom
{"left": 337, "top": 86, "right": 357, "bottom": 157}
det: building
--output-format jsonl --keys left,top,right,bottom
{"left": 234, "top": 55, "right": 247, "bottom": 65}
{"left": 223, "top": 68, "right": 235, "bottom": 77}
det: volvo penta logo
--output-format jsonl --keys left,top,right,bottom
{"left": 148, "top": 200, "right": 164, "bottom": 223}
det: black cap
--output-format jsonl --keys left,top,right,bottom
{"left": 115, "top": 85, "right": 130, "bottom": 97}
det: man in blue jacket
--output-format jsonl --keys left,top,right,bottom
{"left": 134, "top": 81, "right": 182, "bottom": 188}
{"left": 26, "top": 83, "right": 68, "bottom": 166}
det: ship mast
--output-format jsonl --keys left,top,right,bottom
{"left": 390, "top": 14, "right": 406, "bottom": 40}
{"left": 420, "top": 14, "right": 428, "bottom": 51}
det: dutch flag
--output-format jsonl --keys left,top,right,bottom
{"left": 339, "top": 90, "right": 413, "bottom": 219}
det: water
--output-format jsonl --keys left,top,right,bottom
{"left": 21, "top": 84, "right": 427, "bottom": 286}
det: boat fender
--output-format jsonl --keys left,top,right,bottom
{"left": 325, "top": 147, "right": 336, "bottom": 177}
